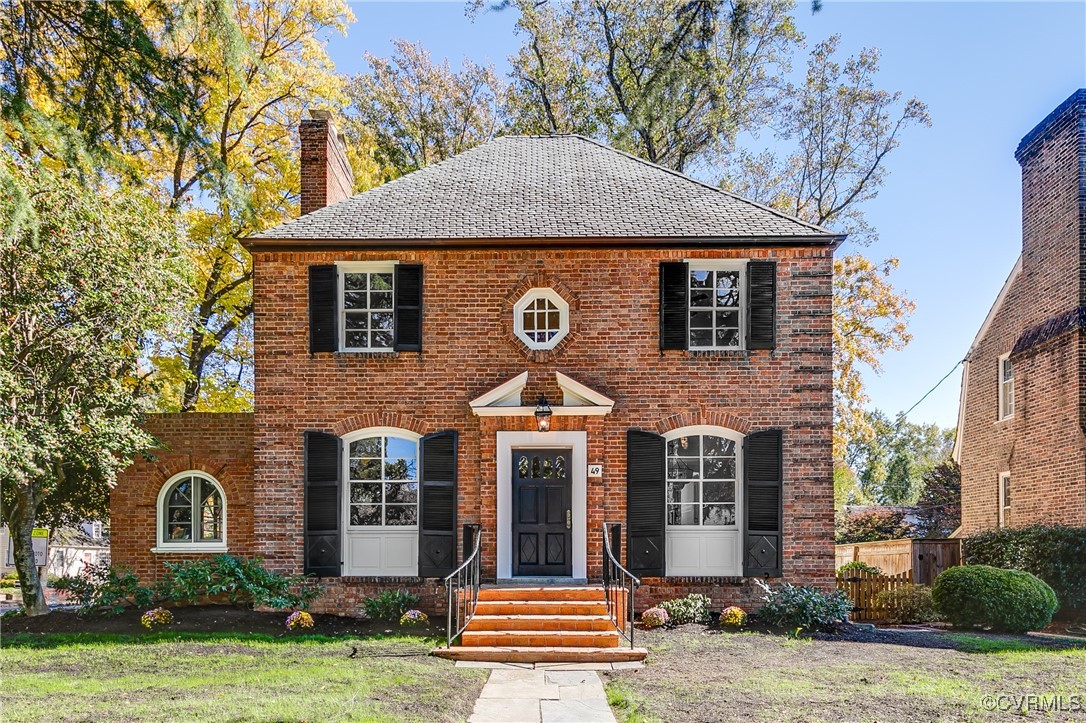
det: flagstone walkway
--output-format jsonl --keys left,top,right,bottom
{"left": 460, "top": 663, "right": 639, "bottom": 723}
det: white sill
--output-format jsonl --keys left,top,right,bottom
{"left": 338, "top": 348, "right": 396, "bottom": 354}
{"left": 152, "top": 544, "right": 227, "bottom": 554}
{"left": 995, "top": 414, "right": 1014, "bottom": 424}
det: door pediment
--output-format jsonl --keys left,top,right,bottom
{"left": 469, "top": 371, "right": 615, "bottom": 417}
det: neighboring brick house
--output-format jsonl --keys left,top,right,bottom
{"left": 111, "top": 113, "right": 841, "bottom": 617}
{"left": 954, "top": 89, "right": 1086, "bottom": 534}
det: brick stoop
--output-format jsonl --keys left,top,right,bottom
{"left": 432, "top": 586, "right": 647, "bottom": 663}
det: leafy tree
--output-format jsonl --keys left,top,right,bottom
{"left": 345, "top": 39, "right": 504, "bottom": 179}
{"left": 722, "top": 36, "right": 928, "bottom": 459}
{"left": 0, "top": 0, "right": 206, "bottom": 168}
{"left": 915, "top": 460, "right": 961, "bottom": 538}
{"left": 835, "top": 508, "right": 918, "bottom": 544}
{"left": 0, "top": 153, "right": 188, "bottom": 614}
{"left": 846, "top": 409, "right": 955, "bottom": 505}
{"left": 136, "top": 0, "right": 355, "bottom": 412}
{"left": 498, "top": 0, "right": 801, "bottom": 172}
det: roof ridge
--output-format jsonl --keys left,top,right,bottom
{"left": 569, "top": 135, "right": 838, "bottom": 237}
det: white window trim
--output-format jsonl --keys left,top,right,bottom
{"left": 341, "top": 427, "right": 422, "bottom": 577}
{"left": 662, "top": 425, "right": 744, "bottom": 577}
{"left": 336, "top": 261, "right": 398, "bottom": 353}
{"left": 685, "top": 259, "right": 748, "bottom": 351}
{"left": 512, "top": 287, "right": 570, "bottom": 351}
{"left": 153, "top": 471, "right": 227, "bottom": 553}
{"left": 998, "top": 472, "right": 1011, "bottom": 528}
{"left": 997, "top": 352, "right": 1014, "bottom": 421}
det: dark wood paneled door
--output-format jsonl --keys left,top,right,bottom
{"left": 512, "top": 449, "right": 572, "bottom": 577}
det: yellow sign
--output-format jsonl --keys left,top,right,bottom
{"left": 31, "top": 528, "right": 48, "bottom": 538}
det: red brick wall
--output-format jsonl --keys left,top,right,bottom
{"left": 299, "top": 117, "right": 354, "bottom": 216}
{"left": 959, "top": 92, "right": 1086, "bottom": 534}
{"left": 110, "top": 414, "right": 255, "bottom": 582}
{"left": 251, "top": 245, "right": 835, "bottom": 616}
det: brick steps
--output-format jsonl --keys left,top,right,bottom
{"left": 468, "top": 614, "right": 614, "bottom": 632}
{"left": 432, "top": 646, "right": 649, "bottom": 663}
{"left": 474, "top": 600, "right": 609, "bottom": 616}
{"left": 433, "top": 585, "right": 646, "bottom": 663}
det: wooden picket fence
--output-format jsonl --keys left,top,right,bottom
{"left": 836, "top": 569, "right": 912, "bottom": 622}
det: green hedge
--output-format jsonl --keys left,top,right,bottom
{"left": 932, "top": 565, "right": 1057, "bottom": 633}
{"left": 962, "top": 524, "right": 1086, "bottom": 612}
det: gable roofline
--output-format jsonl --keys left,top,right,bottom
{"left": 952, "top": 255, "right": 1022, "bottom": 462}
{"left": 244, "top": 233, "right": 844, "bottom": 251}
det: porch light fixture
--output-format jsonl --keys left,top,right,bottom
{"left": 534, "top": 395, "right": 553, "bottom": 432}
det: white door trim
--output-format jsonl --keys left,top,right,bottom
{"left": 496, "top": 431, "right": 587, "bottom": 580}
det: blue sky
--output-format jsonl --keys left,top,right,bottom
{"left": 326, "top": 1, "right": 1086, "bottom": 430}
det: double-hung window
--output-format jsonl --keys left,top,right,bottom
{"left": 339, "top": 262, "right": 396, "bottom": 351}
{"left": 999, "top": 472, "right": 1011, "bottom": 527}
{"left": 688, "top": 262, "right": 745, "bottom": 350}
{"left": 998, "top": 353, "right": 1014, "bottom": 420}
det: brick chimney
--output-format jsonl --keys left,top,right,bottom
{"left": 1013, "top": 89, "right": 1086, "bottom": 316}
{"left": 299, "top": 109, "right": 354, "bottom": 215}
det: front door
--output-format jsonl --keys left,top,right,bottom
{"left": 512, "top": 449, "right": 572, "bottom": 577}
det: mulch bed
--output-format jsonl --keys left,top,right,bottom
{"left": 1, "top": 605, "right": 441, "bottom": 639}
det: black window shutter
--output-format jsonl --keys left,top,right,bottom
{"left": 747, "top": 261, "right": 777, "bottom": 350}
{"left": 659, "top": 262, "right": 689, "bottom": 350}
{"left": 304, "top": 431, "right": 342, "bottom": 577}
{"left": 394, "top": 264, "right": 423, "bottom": 352}
{"left": 743, "top": 429, "right": 783, "bottom": 577}
{"left": 418, "top": 430, "right": 457, "bottom": 577}
{"left": 627, "top": 429, "right": 666, "bottom": 576}
{"left": 309, "top": 265, "right": 338, "bottom": 353}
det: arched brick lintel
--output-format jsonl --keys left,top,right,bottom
{"left": 146, "top": 455, "right": 247, "bottom": 507}
{"left": 651, "top": 408, "right": 753, "bottom": 436}
{"left": 331, "top": 412, "right": 431, "bottom": 438}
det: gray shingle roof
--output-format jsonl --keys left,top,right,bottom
{"left": 249, "top": 135, "right": 840, "bottom": 245}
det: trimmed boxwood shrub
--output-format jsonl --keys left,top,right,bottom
{"left": 932, "top": 565, "right": 1057, "bottom": 633}
{"left": 963, "top": 524, "right": 1086, "bottom": 613}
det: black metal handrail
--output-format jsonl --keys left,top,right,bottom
{"left": 444, "top": 524, "right": 482, "bottom": 648}
{"left": 602, "top": 522, "right": 640, "bottom": 647}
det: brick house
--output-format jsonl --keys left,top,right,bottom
{"left": 954, "top": 89, "right": 1086, "bottom": 534}
{"left": 111, "top": 113, "right": 841, "bottom": 628}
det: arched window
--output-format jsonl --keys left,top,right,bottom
{"left": 345, "top": 430, "right": 420, "bottom": 527}
{"left": 663, "top": 426, "right": 743, "bottom": 576}
{"left": 342, "top": 428, "right": 421, "bottom": 576}
{"left": 157, "top": 471, "right": 226, "bottom": 551}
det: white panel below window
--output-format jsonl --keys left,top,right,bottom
{"left": 345, "top": 529, "right": 417, "bottom": 576}
{"left": 665, "top": 529, "right": 740, "bottom": 576}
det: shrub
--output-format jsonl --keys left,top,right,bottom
{"left": 641, "top": 607, "right": 668, "bottom": 628}
{"left": 754, "top": 579, "right": 852, "bottom": 633}
{"left": 658, "top": 593, "right": 711, "bottom": 625}
{"left": 873, "top": 584, "right": 937, "bottom": 624}
{"left": 963, "top": 524, "right": 1086, "bottom": 613}
{"left": 399, "top": 609, "right": 429, "bottom": 627}
{"left": 835, "top": 508, "right": 918, "bottom": 544}
{"left": 285, "top": 610, "right": 315, "bottom": 631}
{"left": 53, "top": 562, "right": 156, "bottom": 616}
{"left": 932, "top": 565, "right": 1058, "bottom": 633}
{"left": 363, "top": 589, "right": 420, "bottom": 622}
{"left": 720, "top": 606, "right": 747, "bottom": 627}
{"left": 140, "top": 607, "right": 174, "bottom": 629}
{"left": 836, "top": 561, "right": 883, "bottom": 576}
{"left": 158, "top": 555, "right": 323, "bottom": 610}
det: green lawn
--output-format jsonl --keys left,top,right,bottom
{"left": 1, "top": 632, "right": 487, "bottom": 722}
{"left": 604, "top": 627, "right": 1086, "bottom": 722}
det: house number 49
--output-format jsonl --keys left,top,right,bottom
{"left": 588, "top": 464, "right": 603, "bottom": 477}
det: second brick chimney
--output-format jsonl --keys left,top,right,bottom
{"left": 300, "top": 109, "right": 354, "bottom": 216}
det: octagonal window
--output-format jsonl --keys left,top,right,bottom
{"left": 513, "top": 288, "right": 569, "bottom": 350}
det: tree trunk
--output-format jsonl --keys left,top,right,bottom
{"left": 8, "top": 494, "right": 48, "bottom": 615}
